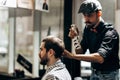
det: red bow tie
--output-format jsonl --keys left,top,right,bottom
{"left": 90, "top": 28, "right": 97, "bottom": 33}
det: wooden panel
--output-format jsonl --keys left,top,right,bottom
{"left": 117, "top": 0, "right": 120, "bottom": 9}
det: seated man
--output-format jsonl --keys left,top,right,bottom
{"left": 39, "top": 36, "right": 71, "bottom": 80}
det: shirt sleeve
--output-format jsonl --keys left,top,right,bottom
{"left": 45, "top": 74, "right": 60, "bottom": 80}
{"left": 97, "top": 29, "right": 119, "bottom": 59}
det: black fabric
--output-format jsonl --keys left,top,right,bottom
{"left": 80, "top": 21, "right": 119, "bottom": 71}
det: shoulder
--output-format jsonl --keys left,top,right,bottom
{"left": 43, "top": 68, "right": 71, "bottom": 80}
{"left": 104, "top": 23, "right": 119, "bottom": 38}
{"left": 44, "top": 74, "right": 59, "bottom": 80}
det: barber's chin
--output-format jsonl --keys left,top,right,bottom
{"left": 86, "top": 24, "right": 93, "bottom": 28}
{"left": 86, "top": 23, "right": 91, "bottom": 25}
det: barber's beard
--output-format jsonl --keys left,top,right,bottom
{"left": 85, "top": 21, "right": 96, "bottom": 28}
{"left": 85, "top": 18, "right": 99, "bottom": 28}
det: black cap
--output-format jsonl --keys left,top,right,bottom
{"left": 78, "top": 0, "right": 102, "bottom": 14}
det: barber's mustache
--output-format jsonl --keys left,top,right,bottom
{"left": 85, "top": 21, "right": 92, "bottom": 24}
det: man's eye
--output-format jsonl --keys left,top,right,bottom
{"left": 40, "top": 48, "right": 42, "bottom": 51}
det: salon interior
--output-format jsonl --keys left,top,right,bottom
{"left": 0, "top": 0, "right": 120, "bottom": 80}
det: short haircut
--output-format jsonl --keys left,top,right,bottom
{"left": 42, "top": 36, "right": 65, "bottom": 58}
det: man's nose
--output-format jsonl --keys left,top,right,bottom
{"left": 84, "top": 16, "right": 89, "bottom": 21}
{"left": 39, "top": 51, "right": 41, "bottom": 57}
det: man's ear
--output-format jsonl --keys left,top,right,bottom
{"left": 97, "top": 11, "right": 102, "bottom": 17}
{"left": 48, "top": 49, "right": 54, "bottom": 56}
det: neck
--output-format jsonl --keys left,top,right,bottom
{"left": 47, "top": 58, "right": 59, "bottom": 67}
{"left": 93, "top": 17, "right": 102, "bottom": 28}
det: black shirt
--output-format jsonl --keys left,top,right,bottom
{"left": 42, "top": 3, "right": 48, "bottom": 10}
{"left": 80, "top": 21, "right": 119, "bottom": 71}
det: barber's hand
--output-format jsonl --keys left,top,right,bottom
{"left": 63, "top": 49, "right": 74, "bottom": 59}
{"left": 68, "top": 24, "right": 79, "bottom": 39}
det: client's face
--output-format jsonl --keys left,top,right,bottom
{"left": 39, "top": 42, "right": 49, "bottom": 65}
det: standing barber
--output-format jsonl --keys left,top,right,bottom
{"left": 64, "top": 0, "right": 120, "bottom": 80}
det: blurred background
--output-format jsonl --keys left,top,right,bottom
{"left": 0, "top": 0, "right": 119, "bottom": 80}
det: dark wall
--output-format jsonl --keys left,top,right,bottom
{"left": 63, "top": 0, "right": 80, "bottom": 79}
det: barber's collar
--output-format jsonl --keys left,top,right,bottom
{"left": 90, "top": 18, "right": 104, "bottom": 33}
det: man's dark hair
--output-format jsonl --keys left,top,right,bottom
{"left": 78, "top": 0, "right": 102, "bottom": 14}
{"left": 42, "top": 36, "right": 65, "bottom": 58}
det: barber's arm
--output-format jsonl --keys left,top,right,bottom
{"left": 64, "top": 49, "right": 104, "bottom": 64}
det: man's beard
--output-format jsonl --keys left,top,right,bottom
{"left": 85, "top": 21, "right": 96, "bottom": 28}
{"left": 40, "top": 56, "right": 49, "bottom": 65}
{"left": 85, "top": 17, "right": 100, "bottom": 28}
